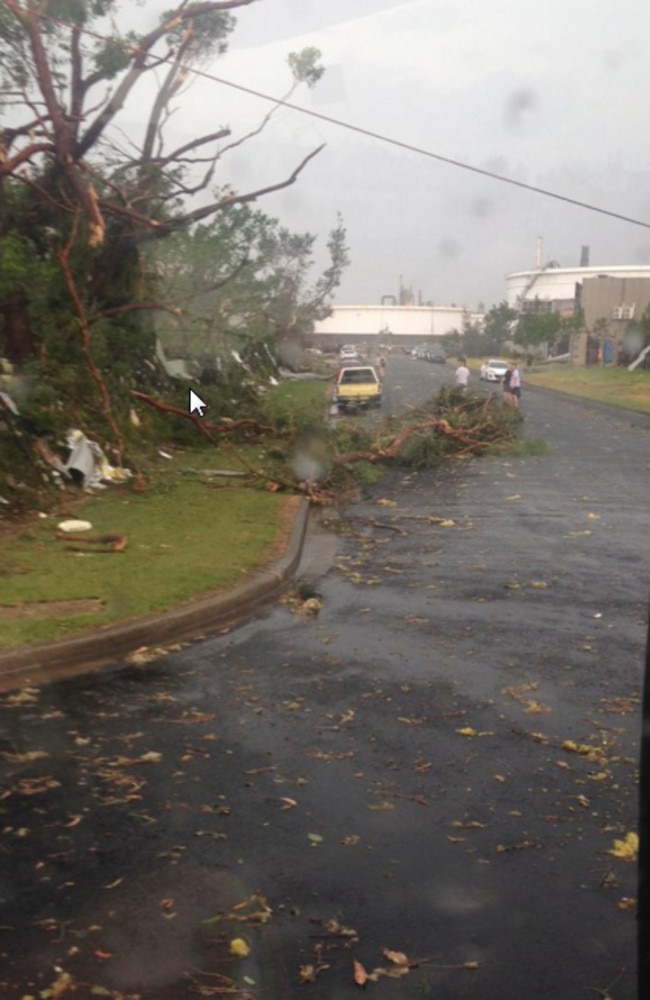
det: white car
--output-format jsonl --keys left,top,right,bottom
{"left": 339, "top": 345, "right": 359, "bottom": 361}
{"left": 480, "top": 359, "right": 509, "bottom": 382}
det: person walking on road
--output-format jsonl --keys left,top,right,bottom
{"left": 508, "top": 359, "right": 522, "bottom": 408}
{"left": 501, "top": 363, "right": 513, "bottom": 404}
{"left": 455, "top": 358, "right": 470, "bottom": 392}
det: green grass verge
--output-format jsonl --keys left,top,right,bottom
{"left": 0, "top": 379, "right": 334, "bottom": 649}
{"left": 261, "top": 377, "right": 331, "bottom": 431}
{"left": 524, "top": 365, "right": 650, "bottom": 414}
{"left": 0, "top": 447, "right": 294, "bottom": 648}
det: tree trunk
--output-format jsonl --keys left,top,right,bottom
{"left": 0, "top": 294, "right": 37, "bottom": 365}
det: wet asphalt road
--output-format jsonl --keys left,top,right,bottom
{"left": 0, "top": 356, "right": 648, "bottom": 999}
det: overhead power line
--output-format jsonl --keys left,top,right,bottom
{"left": 16, "top": 9, "right": 650, "bottom": 231}
{"left": 193, "top": 68, "right": 650, "bottom": 231}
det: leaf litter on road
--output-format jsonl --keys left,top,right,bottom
{"left": 608, "top": 831, "right": 638, "bottom": 862}
{"left": 351, "top": 949, "right": 478, "bottom": 986}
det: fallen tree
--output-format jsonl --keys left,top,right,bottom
{"left": 0, "top": 2, "right": 341, "bottom": 485}
{"left": 333, "top": 405, "right": 514, "bottom": 465}
{"left": 128, "top": 385, "right": 522, "bottom": 501}
{"left": 320, "top": 389, "right": 521, "bottom": 490}
{"left": 0, "top": 379, "right": 521, "bottom": 516}
{"left": 130, "top": 389, "right": 276, "bottom": 442}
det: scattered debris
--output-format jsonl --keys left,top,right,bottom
{"left": 56, "top": 519, "right": 93, "bottom": 532}
{"left": 608, "top": 831, "right": 638, "bottom": 862}
{"left": 64, "top": 429, "right": 131, "bottom": 488}
{"left": 55, "top": 532, "right": 127, "bottom": 552}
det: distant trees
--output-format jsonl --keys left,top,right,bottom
{"left": 483, "top": 302, "right": 518, "bottom": 352}
{"left": 152, "top": 207, "right": 349, "bottom": 371}
{"left": 515, "top": 309, "right": 582, "bottom": 355}
{"left": 443, "top": 300, "right": 583, "bottom": 360}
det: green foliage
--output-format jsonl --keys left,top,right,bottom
{"left": 453, "top": 322, "right": 482, "bottom": 358}
{"left": 287, "top": 47, "right": 325, "bottom": 88}
{"left": 516, "top": 311, "right": 561, "bottom": 347}
{"left": 262, "top": 380, "right": 329, "bottom": 434}
{"left": 640, "top": 302, "right": 650, "bottom": 338}
{"left": 515, "top": 309, "right": 580, "bottom": 352}
{"left": 309, "top": 213, "right": 350, "bottom": 319}
{"left": 151, "top": 207, "right": 348, "bottom": 364}
{"left": 45, "top": 0, "right": 103, "bottom": 26}
{"left": 330, "top": 420, "right": 373, "bottom": 457}
{"left": 0, "top": 234, "right": 37, "bottom": 296}
{"left": 92, "top": 35, "right": 133, "bottom": 79}
{"left": 395, "top": 429, "right": 446, "bottom": 468}
{"left": 0, "top": 4, "right": 30, "bottom": 90}
{"left": 441, "top": 328, "right": 463, "bottom": 356}
{"left": 353, "top": 460, "right": 386, "bottom": 488}
{"left": 483, "top": 301, "right": 518, "bottom": 350}
{"left": 163, "top": 6, "right": 235, "bottom": 60}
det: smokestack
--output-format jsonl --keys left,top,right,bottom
{"left": 535, "top": 237, "right": 543, "bottom": 270}
{"left": 580, "top": 245, "right": 590, "bottom": 267}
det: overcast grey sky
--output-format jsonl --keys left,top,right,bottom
{"left": 138, "top": 0, "right": 650, "bottom": 308}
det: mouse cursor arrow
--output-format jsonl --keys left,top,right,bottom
{"left": 189, "top": 388, "right": 207, "bottom": 417}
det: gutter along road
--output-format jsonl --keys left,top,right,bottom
{"left": 0, "top": 355, "right": 648, "bottom": 998}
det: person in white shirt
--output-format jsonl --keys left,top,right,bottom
{"left": 508, "top": 360, "right": 522, "bottom": 408}
{"left": 455, "top": 358, "right": 470, "bottom": 391}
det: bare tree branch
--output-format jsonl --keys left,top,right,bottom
{"left": 130, "top": 389, "right": 275, "bottom": 439}
{"left": 153, "top": 128, "right": 231, "bottom": 169}
{"left": 157, "top": 143, "right": 327, "bottom": 232}
{"left": 216, "top": 79, "right": 298, "bottom": 159}
{"left": 92, "top": 252, "right": 250, "bottom": 321}
{"left": 95, "top": 144, "right": 325, "bottom": 241}
{"left": 12, "top": 172, "right": 70, "bottom": 212}
{"left": 141, "top": 26, "right": 192, "bottom": 164}
{"left": 70, "top": 22, "right": 83, "bottom": 128}
{"left": 0, "top": 142, "right": 54, "bottom": 175}
{"left": 75, "top": 0, "right": 258, "bottom": 159}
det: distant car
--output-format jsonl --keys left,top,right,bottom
{"left": 480, "top": 359, "right": 509, "bottom": 382}
{"left": 424, "top": 347, "right": 446, "bottom": 364}
{"left": 334, "top": 358, "right": 363, "bottom": 379}
{"left": 339, "top": 345, "right": 359, "bottom": 361}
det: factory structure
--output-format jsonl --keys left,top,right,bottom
{"left": 310, "top": 243, "right": 650, "bottom": 364}
{"left": 506, "top": 240, "right": 650, "bottom": 364}
{"left": 312, "top": 302, "right": 483, "bottom": 350}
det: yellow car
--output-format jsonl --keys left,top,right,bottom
{"left": 333, "top": 366, "right": 382, "bottom": 412}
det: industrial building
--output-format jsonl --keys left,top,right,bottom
{"left": 310, "top": 244, "right": 650, "bottom": 364}
{"left": 312, "top": 304, "right": 483, "bottom": 350}
{"left": 506, "top": 241, "right": 650, "bottom": 364}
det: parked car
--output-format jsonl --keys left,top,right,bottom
{"left": 334, "top": 358, "right": 363, "bottom": 379}
{"left": 424, "top": 347, "right": 446, "bottom": 364}
{"left": 480, "top": 359, "right": 509, "bottom": 382}
{"left": 412, "top": 344, "right": 446, "bottom": 363}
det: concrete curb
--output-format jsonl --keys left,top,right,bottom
{"left": 0, "top": 498, "right": 310, "bottom": 688}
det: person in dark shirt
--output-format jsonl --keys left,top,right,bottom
{"left": 501, "top": 363, "right": 513, "bottom": 404}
